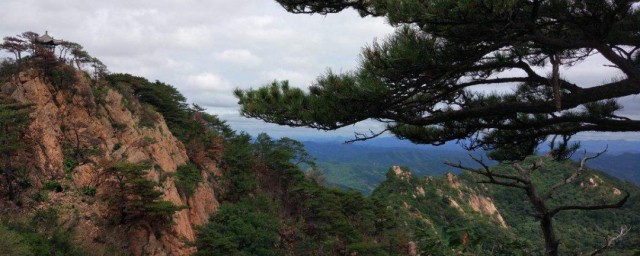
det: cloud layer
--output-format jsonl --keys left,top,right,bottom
{"left": 1, "top": 0, "right": 637, "bottom": 141}
{"left": 0, "top": 0, "right": 396, "bottom": 137}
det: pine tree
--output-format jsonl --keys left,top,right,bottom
{"left": 236, "top": 0, "right": 640, "bottom": 159}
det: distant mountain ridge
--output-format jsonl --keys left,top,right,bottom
{"left": 302, "top": 138, "right": 640, "bottom": 194}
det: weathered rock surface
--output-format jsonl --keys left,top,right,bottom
{"left": 2, "top": 69, "right": 219, "bottom": 255}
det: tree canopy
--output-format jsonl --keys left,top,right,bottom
{"left": 236, "top": 0, "right": 640, "bottom": 159}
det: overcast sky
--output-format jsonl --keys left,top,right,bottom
{"left": 1, "top": 0, "right": 638, "bottom": 141}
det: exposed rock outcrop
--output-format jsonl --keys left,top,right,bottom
{"left": 1, "top": 69, "right": 220, "bottom": 255}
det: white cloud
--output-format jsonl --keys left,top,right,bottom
{"left": 2, "top": 0, "right": 636, "bottom": 141}
{"left": 183, "top": 72, "right": 237, "bottom": 107}
{"left": 260, "top": 69, "right": 313, "bottom": 88}
{"left": 216, "top": 49, "right": 262, "bottom": 66}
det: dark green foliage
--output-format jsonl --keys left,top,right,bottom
{"left": 458, "top": 159, "right": 640, "bottom": 255}
{"left": 0, "top": 59, "right": 20, "bottom": 83}
{"left": 104, "top": 74, "right": 232, "bottom": 167}
{"left": 219, "top": 132, "right": 255, "bottom": 201}
{"left": 0, "top": 208, "right": 86, "bottom": 256}
{"left": 175, "top": 163, "right": 202, "bottom": 197}
{"left": 201, "top": 133, "right": 404, "bottom": 255}
{"left": 43, "top": 180, "right": 63, "bottom": 192}
{"left": 45, "top": 62, "right": 78, "bottom": 90}
{"left": 105, "top": 74, "right": 192, "bottom": 138}
{"left": 63, "top": 158, "right": 79, "bottom": 173}
{"left": 104, "top": 162, "right": 185, "bottom": 226}
{"left": 138, "top": 104, "right": 159, "bottom": 128}
{"left": 238, "top": 0, "right": 640, "bottom": 160}
{"left": 82, "top": 186, "right": 96, "bottom": 196}
{"left": 0, "top": 95, "right": 32, "bottom": 199}
{"left": 0, "top": 224, "right": 31, "bottom": 256}
{"left": 195, "top": 196, "right": 281, "bottom": 256}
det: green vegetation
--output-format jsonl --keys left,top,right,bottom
{"left": 105, "top": 73, "right": 232, "bottom": 168}
{"left": 43, "top": 180, "right": 63, "bottom": 192}
{"left": 238, "top": 0, "right": 640, "bottom": 161}
{"left": 103, "top": 162, "right": 185, "bottom": 227}
{"left": 175, "top": 163, "right": 202, "bottom": 197}
{"left": 197, "top": 133, "right": 405, "bottom": 255}
{"left": 195, "top": 196, "right": 281, "bottom": 256}
{"left": 81, "top": 185, "right": 96, "bottom": 196}
{"left": 0, "top": 95, "right": 32, "bottom": 200}
{"left": 373, "top": 167, "right": 531, "bottom": 255}
{"left": 235, "top": 2, "right": 640, "bottom": 255}
{"left": 0, "top": 208, "right": 86, "bottom": 256}
{"left": 3, "top": 29, "right": 637, "bottom": 255}
{"left": 458, "top": 158, "right": 640, "bottom": 255}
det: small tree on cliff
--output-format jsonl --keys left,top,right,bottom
{"left": 102, "top": 163, "right": 185, "bottom": 228}
{"left": 0, "top": 95, "right": 32, "bottom": 200}
{"left": 235, "top": 1, "right": 639, "bottom": 255}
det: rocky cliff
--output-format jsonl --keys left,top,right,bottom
{"left": 1, "top": 68, "right": 219, "bottom": 255}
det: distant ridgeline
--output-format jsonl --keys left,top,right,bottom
{"left": 1, "top": 32, "right": 638, "bottom": 255}
{"left": 303, "top": 139, "right": 640, "bottom": 194}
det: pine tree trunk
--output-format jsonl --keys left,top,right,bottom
{"left": 541, "top": 214, "right": 559, "bottom": 256}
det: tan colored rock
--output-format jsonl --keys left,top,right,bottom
{"left": 2, "top": 69, "right": 220, "bottom": 256}
{"left": 446, "top": 172, "right": 459, "bottom": 189}
{"left": 468, "top": 194, "right": 507, "bottom": 227}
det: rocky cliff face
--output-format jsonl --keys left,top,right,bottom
{"left": 1, "top": 69, "right": 219, "bottom": 255}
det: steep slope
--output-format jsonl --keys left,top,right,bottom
{"left": 458, "top": 158, "right": 640, "bottom": 255}
{"left": 1, "top": 65, "right": 219, "bottom": 255}
{"left": 371, "top": 166, "right": 528, "bottom": 255}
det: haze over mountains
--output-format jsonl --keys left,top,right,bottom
{"left": 301, "top": 137, "right": 640, "bottom": 194}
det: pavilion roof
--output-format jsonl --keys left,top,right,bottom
{"left": 36, "top": 31, "right": 62, "bottom": 45}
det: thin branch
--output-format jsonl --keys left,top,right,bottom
{"left": 542, "top": 148, "right": 606, "bottom": 200}
{"left": 549, "top": 191, "right": 630, "bottom": 216}
{"left": 586, "top": 225, "right": 631, "bottom": 256}
{"left": 345, "top": 128, "right": 389, "bottom": 144}
{"left": 445, "top": 160, "right": 528, "bottom": 189}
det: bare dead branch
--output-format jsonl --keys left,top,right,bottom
{"left": 469, "top": 154, "right": 491, "bottom": 171}
{"left": 585, "top": 225, "right": 631, "bottom": 256}
{"left": 542, "top": 147, "right": 607, "bottom": 200}
{"left": 345, "top": 128, "right": 389, "bottom": 144}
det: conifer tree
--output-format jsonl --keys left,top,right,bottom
{"left": 235, "top": 1, "right": 640, "bottom": 255}
{"left": 236, "top": 0, "right": 640, "bottom": 159}
{"left": 104, "top": 163, "right": 184, "bottom": 227}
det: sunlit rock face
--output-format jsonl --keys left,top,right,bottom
{"left": 2, "top": 69, "right": 220, "bottom": 255}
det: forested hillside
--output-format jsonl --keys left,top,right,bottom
{"left": 305, "top": 140, "right": 640, "bottom": 194}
